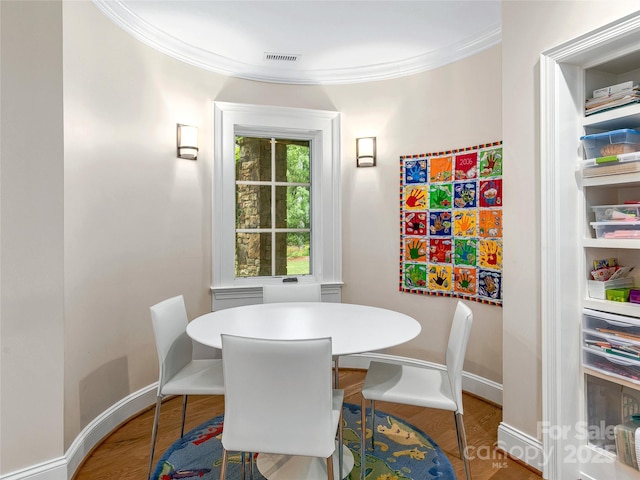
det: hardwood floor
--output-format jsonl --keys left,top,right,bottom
{"left": 73, "top": 369, "right": 542, "bottom": 480}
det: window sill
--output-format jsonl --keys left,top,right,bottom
{"left": 210, "top": 282, "right": 344, "bottom": 310}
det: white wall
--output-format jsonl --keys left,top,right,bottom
{"left": 501, "top": 0, "right": 640, "bottom": 441}
{"left": 62, "top": 1, "right": 219, "bottom": 443}
{"left": 0, "top": 0, "right": 65, "bottom": 474}
{"left": 61, "top": 0, "right": 502, "bottom": 454}
{"left": 325, "top": 53, "right": 503, "bottom": 381}
{"left": 2, "top": 0, "right": 501, "bottom": 475}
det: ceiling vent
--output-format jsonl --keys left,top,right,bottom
{"left": 264, "top": 52, "right": 300, "bottom": 62}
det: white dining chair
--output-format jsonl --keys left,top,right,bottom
{"left": 262, "top": 282, "right": 343, "bottom": 388}
{"left": 360, "top": 300, "right": 474, "bottom": 480}
{"left": 148, "top": 295, "right": 225, "bottom": 479}
{"left": 262, "top": 283, "right": 322, "bottom": 303}
{"left": 219, "top": 334, "right": 343, "bottom": 480}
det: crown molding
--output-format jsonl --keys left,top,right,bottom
{"left": 92, "top": 0, "right": 501, "bottom": 85}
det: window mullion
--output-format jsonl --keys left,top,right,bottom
{"left": 270, "top": 138, "right": 277, "bottom": 277}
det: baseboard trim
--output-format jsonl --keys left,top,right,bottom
{"left": 497, "top": 421, "right": 545, "bottom": 472}
{"left": 0, "top": 458, "right": 66, "bottom": 480}
{"left": 65, "top": 383, "right": 158, "bottom": 477}
{"left": 339, "top": 353, "right": 503, "bottom": 406}
{"left": 0, "top": 384, "right": 157, "bottom": 480}
{"left": 1, "top": 360, "right": 507, "bottom": 480}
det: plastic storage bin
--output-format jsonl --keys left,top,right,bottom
{"left": 591, "top": 221, "right": 640, "bottom": 239}
{"left": 582, "top": 309, "right": 640, "bottom": 384}
{"left": 593, "top": 204, "right": 640, "bottom": 222}
{"left": 581, "top": 129, "right": 640, "bottom": 159}
{"left": 586, "top": 375, "right": 622, "bottom": 451}
{"left": 584, "top": 348, "right": 640, "bottom": 383}
{"left": 588, "top": 278, "right": 635, "bottom": 299}
{"left": 583, "top": 309, "right": 640, "bottom": 340}
{"left": 607, "top": 288, "right": 633, "bottom": 302}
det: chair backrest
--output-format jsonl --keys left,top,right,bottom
{"left": 262, "top": 283, "right": 321, "bottom": 303}
{"left": 150, "top": 295, "right": 193, "bottom": 391}
{"left": 445, "top": 301, "right": 474, "bottom": 414}
{"left": 221, "top": 334, "right": 335, "bottom": 458}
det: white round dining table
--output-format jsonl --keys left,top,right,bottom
{"left": 186, "top": 301, "right": 422, "bottom": 356}
{"left": 186, "top": 301, "right": 421, "bottom": 480}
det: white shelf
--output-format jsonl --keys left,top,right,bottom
{"left": 583, "top": 353, "right": 640, "bottom": 387}
{"left": 581, "top": 171, "right": 640, "bottom": 187}
{"left": 583, "top": 237, "right": 640, "bottom": 248}
{"left": 584, "top": 298, "right": 640, "bottom": 319}
{"left": 584, "top": 366, "right": 640, "bottom": 392}
{"left": 583, "top": 103, "right": 640, "bottom": 129}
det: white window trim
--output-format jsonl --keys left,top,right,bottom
{"left": 212, "top": 102, "right": 342, "bottom": 303}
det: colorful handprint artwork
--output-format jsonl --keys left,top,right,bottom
{"left": 428, "top": 265, "right": 452, "bottom": 291}
{"left": 455, "top": 152, "right": 478, "bottom": 180}
{"left": 479, "top": 179, "right": 502, "bottom": 207}
{"left": 429, "top": 156, "right": 453, "bottom": 183}
{"left": 453, "top": 182, "right": 477, "bottom": 208}
{"left": 478, "top": 270, "right": 502, "bottom": 300}
{"left": 454, "top": 238, "right": 477, "bottom": 266}
{"left": 479, "top": 147, "right": 502, "bottom": 177}
{"left": 478, "top": 239, "right": 503, "bottom": 269}
{"left": 479, "top": 209, "right": 502, "bottom": 238}
{"left": 400, "top": 141, "right": 502, "bottom": 305}
{"left": 453, "top": 210, "right": 477, "bottom": 237}
{"left": 429, "top": 238, "right": 452, "bottom": 263}
{"left": 405, "top": 263, "right": 427, "bottom": 289}
{"left": 405, "top": 159, "right": 427, "bottom": 184}
{"left": 429, "top": 184, "right": 452, "bottom": 209}
{"left": 404, "top": 186, "right": 427, "bottom": 210}
{"left": 404, "top": 238, "right": 427, "bottom": 262}
{"left": 454, "top": 267, "right": 477, "bottom": 295}
{"left": 429, "top": 211, "right": 452, "bottom": 236}
{"left": 404, "top": 212, "right": 427, "bottom": 236}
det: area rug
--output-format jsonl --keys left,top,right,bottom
{"left": 151, "top": 402, "right": 455, "bottom": 480}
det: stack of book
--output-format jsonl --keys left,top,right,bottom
{"left": 583, "top": 160, "right": 640, "bottom": 178}
{"left": 586, "top": 80, "right": 640, "bottom": 116}
{"left": 586, "top": 338, "right": 640, "bottom": 360}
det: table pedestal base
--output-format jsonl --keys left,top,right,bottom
{"left": 256, "top": 444, "right": 354, "bottom": 480}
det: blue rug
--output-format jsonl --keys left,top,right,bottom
{"left": 152, "top": 403, "right": 455, "bottom": 480}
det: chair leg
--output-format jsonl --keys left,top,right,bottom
{"left": 241, "top": 452, "right": 246, "bottom": 480}
{"left": 370, "top": 400, "right": 376, "bottom": 450}
{"left": 219, "top": 449, "right": 228, "bottom": 480}
{"left": 180, "top": 395, "right": 188, "bottom": 437}
{"left": 360, "top": 396, "right": 367, "bottom": 480}
{"left": 338, "top": 404, "right": 344, "bottom": 479}
{"left": 147, "top": 396, "right": 163, "bottom": 479}
{"left": 454, "top": 412, "right": 472, "bottom": 480}
{"left": 326, "top": 455, "right": 334, "bottom": 480}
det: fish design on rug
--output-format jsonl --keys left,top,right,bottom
{"left": 376, "top": 416, "right": 435, "bottom": 450}
{"left": 393, "top": 447, "right": 427, "bottom": 460}
{"left": 192, "top": 424, "right": 223, "bottom": 446}
{"left": 157, "top": 462, "right": 210, "bottom": 479}
{"left": 360, "top": 452, "right": 412, "bottom": 480}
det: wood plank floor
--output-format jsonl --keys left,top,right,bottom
{"left": 73, "top": 369, "right": 542, "bottom": 480}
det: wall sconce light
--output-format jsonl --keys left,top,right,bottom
{"left": 356, "top": 137, "right": 376, "bottom": 167}
{"left": 177, "top": 124, "right": 199, "bottom": 160}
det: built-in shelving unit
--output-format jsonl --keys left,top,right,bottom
{"left": 580, "top": 56, "right": 640, "bottom": 478}
{"left": 541, "top": 12, "right": 640, "bottom": 480}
